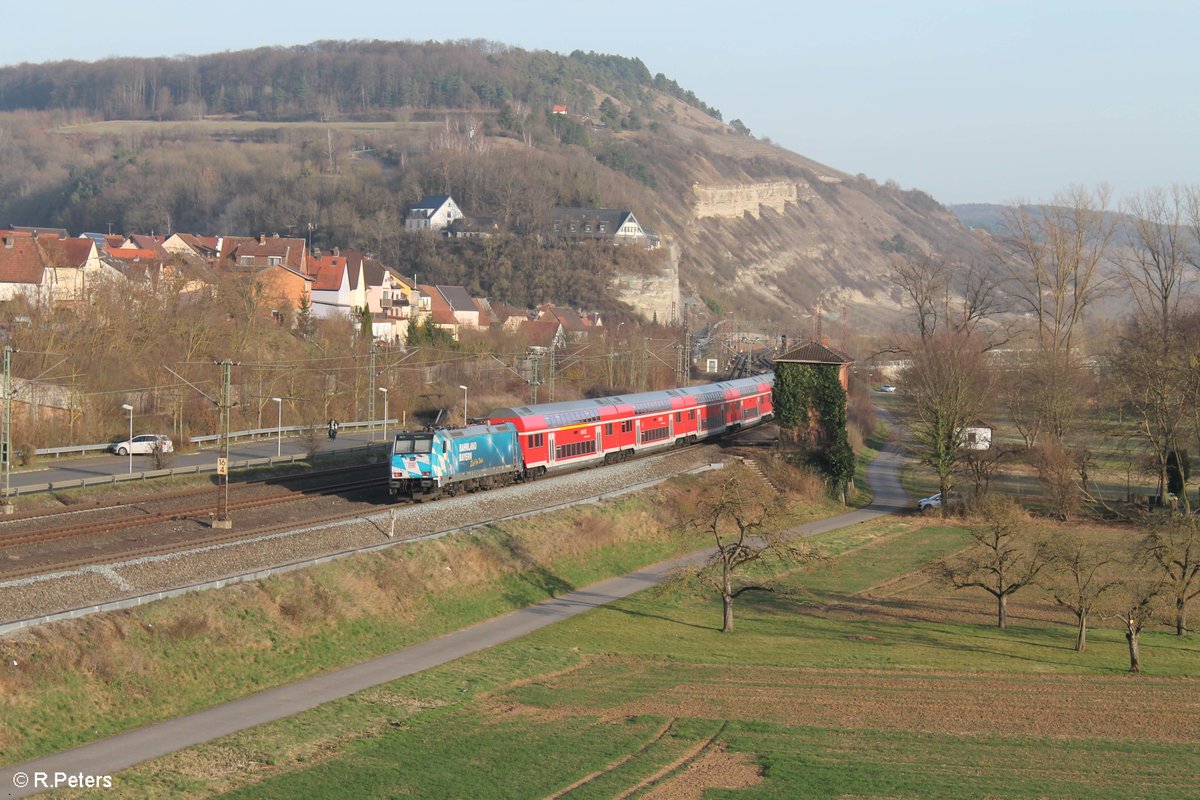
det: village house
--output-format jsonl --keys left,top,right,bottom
{"left": 162, "top": 233, "right": 221, "bottom": 265}
{"left": 431, "top": 285, "right": 487, "bottom": 329}
{"left": 535, "top": 304, "right": 593, "bottom": 341}
{"left": 405, "top": 195, "right": 463, "bottom": 233}
{"left": 520, "top": 318, "right": 566, "bottom": 354}
{"left": 0, "top": 234, "right": 118, "bottom": 307}
{"left": 548, "top": 207, "right": 648, "bottom": 245}
{"left": 217, "top": 234, "right": 310, "bottom": 275}
{"left": 417, "top": 283, "right": 462, "bottom": 340}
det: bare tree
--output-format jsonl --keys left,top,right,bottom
{"left": 998, "top": 186, "right": 1115, "bottom": 357}
{"left": 890, "top": 253, "right": 1002, "bottom": 343}
{"left": 1111, "top": 187, "right": 1199, "bottom": 510}
{"left": 1118, "top": 186, "right": 1196, "bottom": 352}
{"left": 900, "top": 328, "right": 998, "bottom": 514}
{"left": 1139, "top": 513, "right": 1200, "bottom": 635}
{"left": 675, "top": 469, "right": 820, "bottom": 633}
{"left": 1112, "top": 318, "right": 1192, "bottom": 510}
{"left": 931, "top": 497, "right": 1054, "bottom": 628}
{"left": 961, "top": 443, "right": 1013, "bottom": 500}
{"left": 1035, "top": 437, "right": 1085, "bottom": 521}
{"left": 1104, "top": 568, "right": 1166, "bottom": 673}
{"left": 1047, "top": 532, "right": 1118, "bottom": 651}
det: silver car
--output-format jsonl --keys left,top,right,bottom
{"left": 109, "top": 434, "right": 174, "bottom": 456}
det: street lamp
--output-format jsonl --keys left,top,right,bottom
{"left": 271, "top": 397, "right": 282, "bottom": 457}
{"left": 120, "top": 403, "right": 133, "bottom": 474}
{"left": 458, "top": 384, "right": 468, "bottom": 425}
{"left": 378, "top": 387, "right": 389, "bottom": 444}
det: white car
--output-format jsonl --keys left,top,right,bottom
{"left": 880, "top": 385, "right": 897, "bottom": 393}
{"left": 918, "top": 491, "right": 962, "bottom": 513}
{"left": 109, "top": 434, "right": 174, "bottom": 456}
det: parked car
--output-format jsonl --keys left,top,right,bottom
{"left": 917, "top": 491, "right": 963, "bottom": 513}
{"left": 880, "top": 385, "right": 897, "bottom": 393}
{"left": 109, "top": 434, "right": 173, "bottom": 456}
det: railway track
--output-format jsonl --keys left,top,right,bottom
{"left": 0, "top": 466, "right": 390, "bottom": 581}
{"left": 0, "top": 476, "right": 386, "bottom": 552}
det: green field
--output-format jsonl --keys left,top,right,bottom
{"left": 96, "top": 517, "right": 1200, "bottom": 799}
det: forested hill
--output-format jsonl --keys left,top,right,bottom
{"left": 0, "top": 40, "right": 718, "bottom": 124}
{"left": 0, "top": 40, "right": 987, "bottom": 330}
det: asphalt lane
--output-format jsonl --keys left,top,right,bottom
{"left": 9, "top": 431, "right": 383, "bottom": 493}
{"left": 0, "top": 431, "right": 911, "bottom": 798}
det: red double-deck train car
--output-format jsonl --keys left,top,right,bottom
{"left": 486, "top": 374, "right": 774, "bottom": 478}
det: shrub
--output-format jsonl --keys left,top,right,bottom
{"left": 15, "top": 443, "right": 36, "bottom": 468}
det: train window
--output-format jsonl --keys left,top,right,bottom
{"left": 605, "top": 423, "right": 613, "bottom": 436}
{"left": 689, "top": 410, "right": 696, "bottom": 420}
{"left": 675, "top": 412, "right": 681, "bottom": 422}
{"left": 621, "top": 420, "right": 633, "bottom": 433}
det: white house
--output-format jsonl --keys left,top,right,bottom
{"left": 962, "top": 421, "right": 993, "bottom": 451}
{"left": 405, "top": 195, "right": 463, "bottom": 232}
{"left": 0, "top": 235, "right": 117, "bottom": 306}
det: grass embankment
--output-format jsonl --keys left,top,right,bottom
{"left": 0, "top": 462, "right": 841, "bottom": 767}
{"left": 96, "top": 515, "right": 1200, "bottom": 799}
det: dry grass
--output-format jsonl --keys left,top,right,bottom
{"left": 511, "top": 657, "right": 1200, "bottom": 745}
{"left": 0, "top": 469, "right": 759, "bottom": 764}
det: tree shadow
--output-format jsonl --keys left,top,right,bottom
{"left": 591, "top": 601, "right": 713, "bottom": 631}
{"left": 492, "top": 530, "right": 575, "bottom": 606}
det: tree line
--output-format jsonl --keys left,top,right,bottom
{"left": 0, "top": 41, "right": 720, "bottom": 124}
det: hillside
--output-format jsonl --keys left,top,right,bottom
{"left": 0, "top": 40, "right": 989, "bottom": 333}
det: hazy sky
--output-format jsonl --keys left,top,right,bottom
{"left": 6, "top": 1, "right": 1196, "bottom": 205}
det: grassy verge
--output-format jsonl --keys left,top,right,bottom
{"left": 0, "top": 463, "right": 844, "bottom": 766}
{"left": 89, "top": 516, "right": 1200, "bottom": 799}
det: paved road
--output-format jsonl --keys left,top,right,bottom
{"left": 0, "top": 434, "right": 910, "bottom": 798}
{"left": 7, "top": 429, "right": 386, "bottom": 494}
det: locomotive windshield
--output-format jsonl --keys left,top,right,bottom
{"left": 392, "top": 435, "right": 433, "bottom": 455}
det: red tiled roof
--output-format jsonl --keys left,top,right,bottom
{"left": 106, "top": 248, "right": 161, "bottom": 262}
{"left": 37, "top": 237, "right": 94, "bottom": 268}
{"left": 430, "top": 306, "right": 458, "bottom": 326}
{"left": 312, "top": 258, "right": 348, "bottom": 291}
{"left": 419, "top": 284, "right": 458, "bottom": 327}
{"left": 0, "top": 238, "right": 46, "bottom": 284}
{"left": 775, "top": 340, "right": 853, "bottom": 365}
{"left": 124, "top": 235, "right": 169, "bottom": 257}
{"left": 522, "top": 319, "right": 561, "bottom": 347}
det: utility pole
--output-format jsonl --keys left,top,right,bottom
{"left": 642, "top": 338, "right": 649, "bottom": 391}
{"left": 368, "top": 341, "right": 377, "bottom": 439}
{"left": 1, "top": 346, "right": 12, "bottom": 510}
{"left": 530, "top": 355, "right": 540, "bottom": 405}
{"left": 548, "top": 347, "right": 556, "bottom": 403}
{"left": 213, "top": 359, "right": 237, "bottom": 528}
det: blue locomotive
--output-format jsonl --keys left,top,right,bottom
{"left": 388, "top": 423, "right": 523, "bottom": 499}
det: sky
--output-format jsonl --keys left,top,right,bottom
{"left": 5, "top": 0, "right": 1196, "bottom": 205}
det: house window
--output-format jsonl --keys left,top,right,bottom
{"left": 598, "top": 223, "right": 607, "bottom": 233}
{"left": 239, "top": 256, "right": 253, "bottom": 266}
{"left": 569, "top": 223, "right": 577, "bottom": 232}
{"left": 268, "top": 256, "right": 282, "bottom": 266}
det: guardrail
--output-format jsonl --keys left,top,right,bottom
{"left": 33, "top": 419, "right": 397, "bottom": 459}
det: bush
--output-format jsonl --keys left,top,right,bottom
{"left": 15, "top": 442, "right": 36, "bottom": 468}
